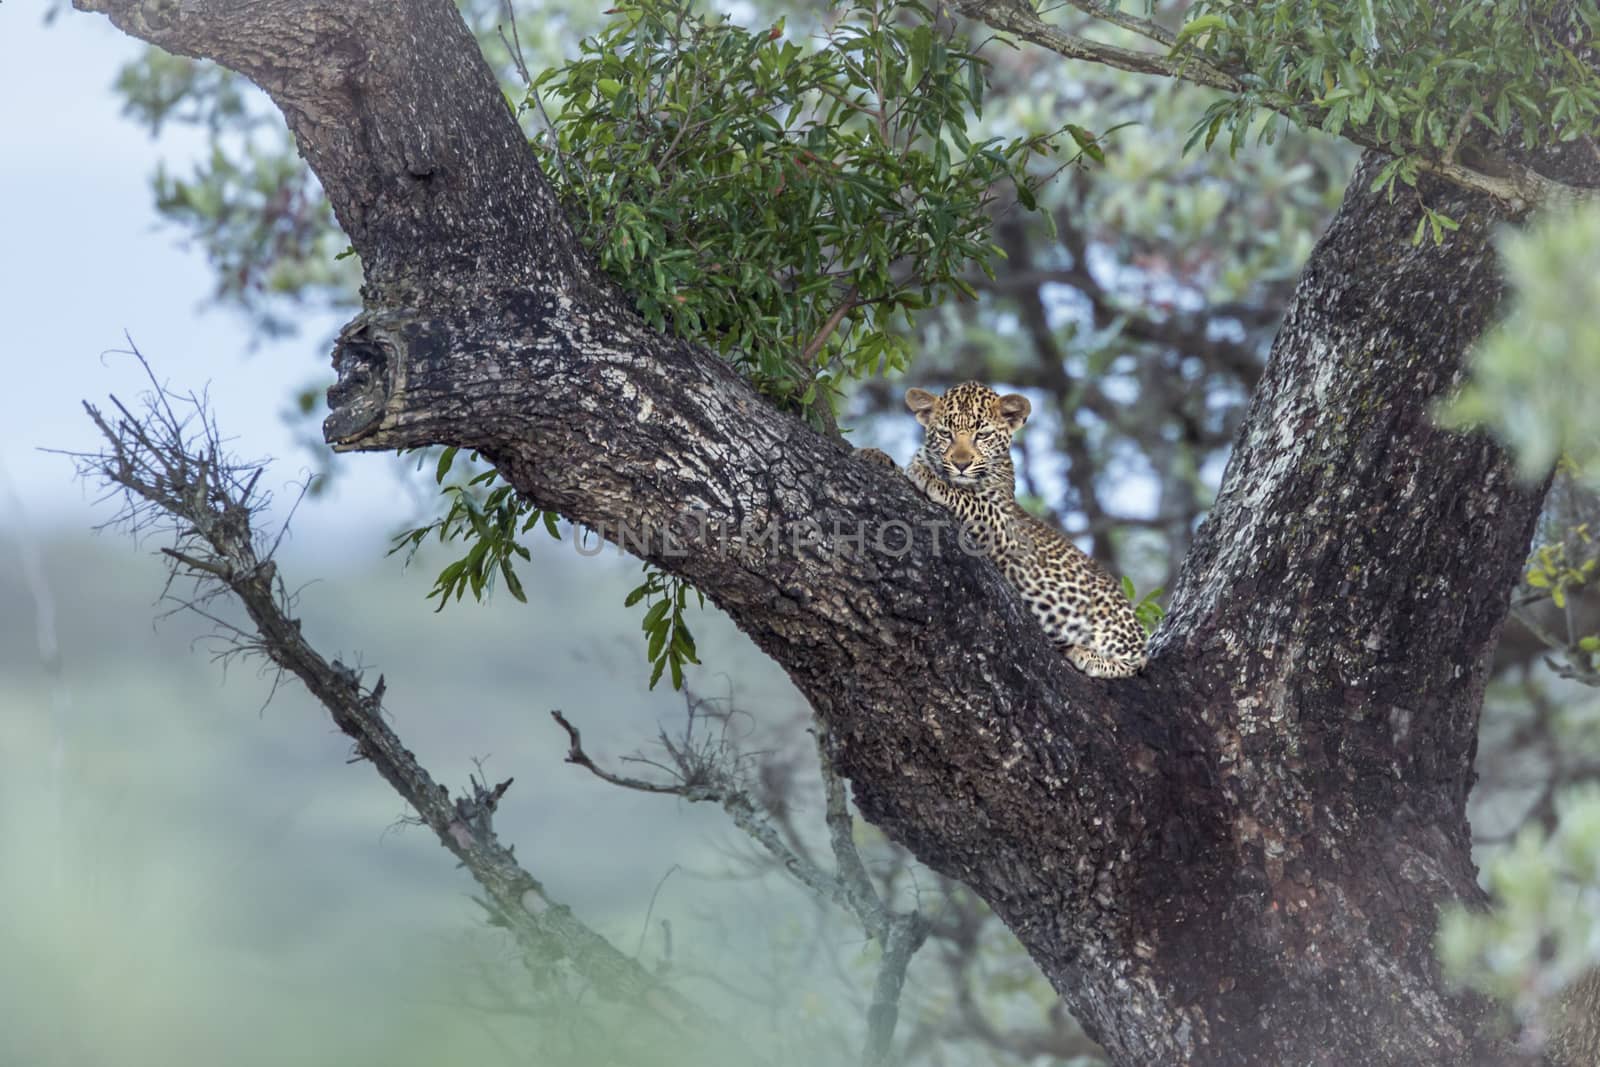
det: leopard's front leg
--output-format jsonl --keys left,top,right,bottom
{"left": 905, "top": 455, "right": 970, "bottom": 509}
{"left": 859, "top": 448, "right": 978, "bottom": 514}
{"left": 906, "top": 457, "right": 1008, "bottom": 554}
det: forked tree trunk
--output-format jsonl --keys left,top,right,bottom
{"left": 73, "top": 0, "right": 1595, "bottom": 1062}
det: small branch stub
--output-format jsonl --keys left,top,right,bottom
{"left": 325, "top": 317, "right": 401, "bottom": 447}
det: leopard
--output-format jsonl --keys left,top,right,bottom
{"left": 860, "top": 381, "right": 1148, "bottom": 679}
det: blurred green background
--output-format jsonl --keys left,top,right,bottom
{"left": 0, "top": 533, "right": 879, "bottom": 1066}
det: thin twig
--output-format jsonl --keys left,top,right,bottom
{"left": 497, "top": 0, "right": 532, "bottom": 87}
{"left": 554, "top": 699, "right": 932, "bottom": 1065}
{"left": 552, "top": 707, "right": 854, "bottom": 908}
{"left": 863, "top": 911, "right": 932, "bottom": 1066}
{"left": 800, "top": 288, "right": 860, "bottom": 366}
{"left": 1058, "top": 0, "right": 1177, "bottom": 47}
{"left": 814, "top": 720, "right": 889, "bottom": 940}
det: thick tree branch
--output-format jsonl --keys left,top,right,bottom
{"left": 72, "top": 0, "right": 1573, "bottom": 1062}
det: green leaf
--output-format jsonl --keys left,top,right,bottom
{"left": 500, "top": 558, "right": 527, "bottom": 603}
{"left": 1065, "top": 124, "right": 1105, "bottom": 164}
{"left": 673, "top": 619, "right": 699, "bottom": 662}
{"left": 435, "top": 446, "right": 459, "bottom": 484}
{"left": 1173, "top": 14, "right": 1228, "bottom": 47}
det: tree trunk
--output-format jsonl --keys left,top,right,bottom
{"left": 73, "top": 0, "right": 1591, "bottom": 1062}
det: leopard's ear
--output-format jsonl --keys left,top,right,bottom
{"left": 998, "top": 393, "right": 1031, "bottom": 431}
{"left": 905, "top": 388, "right": 939, "bottom": 427}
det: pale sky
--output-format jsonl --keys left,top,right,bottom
{"left": 0, "top": 5, "right": 412, "bottom": 556}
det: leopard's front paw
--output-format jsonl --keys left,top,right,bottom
{"left": 905, "top": 457, "right": 937, "bottom": 492}
{"left": 856, "top": 447, "right": 897, "bottom": 468}
{"left": 905, "top": 458, "right": 956, "bottom": 506}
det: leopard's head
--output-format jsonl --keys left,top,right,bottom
{"left": 905, "top": 381, "right": 1030, "bottom": 491}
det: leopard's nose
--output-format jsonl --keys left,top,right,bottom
{"left": 951, "top": 456, "right": 973, "bottom": 472}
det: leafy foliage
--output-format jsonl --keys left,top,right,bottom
{"left": 1440, "top": 789, "right": 1600, "bottom": 1028}
{"left": 1437, "top": 207, "right": 1600, "bottom": 1037}
{"left": 527, "top": 0, "right": 1061, "bottom": 417}
{"left": 1176, "top": 0, "right": 1600, "bottom": 231}
{"left": 1527, "top": 532, "right": 1597, "bottom": 617}
{"left": 1442, "top": 204, "right": 1600, "bottom": 682}
{"left": 150, "top": 147, "right": 356, "bottom": 334}
{"left": 1517, "top": 499, "right": 1600, "bottom": 686}
{"left": 1440, "top": 205, "right": 1600, "bottom": 480}
{"left": 624, "top": 566, "right": 704, "bottom": 690}
{"left": 390, "top": 447, "right": 562, "bottom": 608}
{"left": 390, "top": 443, "right": 717, "bottom": 688}
{"left": 115, "top": 46, "right": 253, "bottom": 135}
{"left": 1120, "top": 576, "right": 1165, "bottom": 635}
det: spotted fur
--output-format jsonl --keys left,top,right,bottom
{"left": 872, "top": 381, "right": 1148, "bottom": 679}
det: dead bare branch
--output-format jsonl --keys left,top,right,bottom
{"left": 66, "top": 346, "right": 698, "bottom": 1030}
{"left": 554, "top": 699, "right": 931, "bottom": 1064}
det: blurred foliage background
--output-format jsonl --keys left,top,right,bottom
{"left": 9, "top": 0, "right": 1600, "bottom": 1062}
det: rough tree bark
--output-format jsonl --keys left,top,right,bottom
{"left": 73, "top": 0, "right": 1596, "bottom": 1063}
